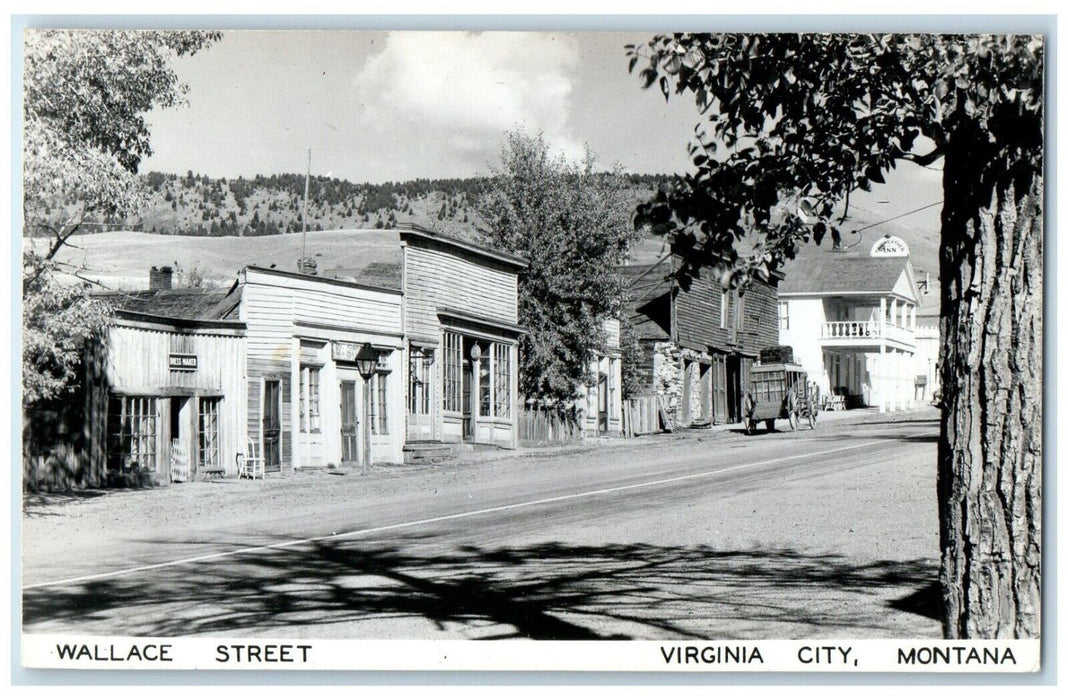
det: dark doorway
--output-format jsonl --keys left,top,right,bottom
{"left": 726, "top": 355, "right": 742, "bottom": 423}
{"left": 462, "top": 337, "right": 474, "bottom": 440}
{"left": 168, "top": 396, "right": 191, "bottom": 482}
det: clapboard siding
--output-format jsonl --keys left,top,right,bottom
{"left": 672, "top": 256, "right": 780, "bottom": 357}
{"left": 104, "top": 322, "right": 247, "bottom": 478}
{"left": 404, "top": 242, "right": 518, "bottom": 340}
{"left": 738, "top": 279, "right": 779, "bottom": 355}
{"left": 675, "top": 268, "right": 733, "bottom": 351}
{"left": 239, "top": 267, "right": 405, "bottom": 468}
{"left": 603, "top": 318, "right": 621, "bottom": 349}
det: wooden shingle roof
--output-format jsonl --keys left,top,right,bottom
{"left": 95, "top": 288, "right": 239, "bottom": 321}
{"left": 779, "top": 249, "right": 909, "bottom": 295}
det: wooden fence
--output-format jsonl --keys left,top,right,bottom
{"left": 621, "top": 395, "right": 674, "bottom": 437}
{"left": 518, "top": 407, "right": 584, "bottom": 445}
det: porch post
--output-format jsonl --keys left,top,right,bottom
{"left": 880, "top": 297, "right": 887, "bottom": 335}
{"left": 879, "top": 344, "right": 887, "bottom": 413}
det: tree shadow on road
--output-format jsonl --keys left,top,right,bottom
{"left": 23, "top": 539, "right": 941, "bottom": 640}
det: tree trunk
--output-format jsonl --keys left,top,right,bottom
{"left": 938, "top": 134, "right": 1043, "bottom": 638}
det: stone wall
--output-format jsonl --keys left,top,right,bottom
{"left": 651, "top": 341, "right": 716, "bottom": 426}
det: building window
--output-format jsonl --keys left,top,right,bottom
{"left": 372, "top": 372, "right": 389, "bottom": 435}
{"left": 720, "top": 290, "right": 730, "bottom": 329}
{"left": 198, "top": 397, "right": 221, "bottom": 471}
{"left": 734, "top": 292, "right": 745, "bottom": 332}
{"left": 608, "top": 358, "right": 618, "bottom": 420}
{"left": 409, "top": 349, "right": 433, "bottom": 416}
{"left": 493, "top": 342, "right": 511, "bottom": 418}
{"left": 299, "top": 365, "right": 320, "bottom": 433}
{"left": 779, "top": 301, "right": 790, "bottom": 331}
{"left": 443, "top": 332, "right": 463, "bottom": 412}
{"left": 106, "top": 395, "right": 158, "bottom": 474}
{"left": 479, "top": 342, "right": 492, "bottom": 417}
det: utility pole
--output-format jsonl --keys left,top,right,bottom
{"left": 301, "top": 148, "right": 310, "bottom": 262}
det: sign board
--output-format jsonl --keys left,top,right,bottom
{"left": 332, "top": 341, "right": 360, "bottom": 363}
{"left": 333, "top": 341, "right": 392, "bottom": 368}
{"left": 169, "top": 353, "right": 198, "bottom": 372}
{"left": 915, "top": 374, "right": 927, "bottom": 387}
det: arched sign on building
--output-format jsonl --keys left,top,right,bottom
{"left": 870, "top": 234, "right": 910, "bottom": 258}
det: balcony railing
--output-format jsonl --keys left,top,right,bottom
{"left": 821, "top": 321, "right": 914, "bottom": 346}
{"left": 823, "top": 321, "right": 877, "bottom": 339}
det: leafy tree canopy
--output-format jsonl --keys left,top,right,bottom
{"left": 479, "top": 131, "right": 640, "bottom": 405}
{"left": 22, "top": 29, "right": 220, "bottom": 404}
{"left": 628, "top": 33, "right": 1043, "bottom": 287}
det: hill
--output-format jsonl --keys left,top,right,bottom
{"left": 30, "top": 165, "right": 942, "bottom": 308}
{"left": 31, "top": 170, "right": 670, "bottom": 242}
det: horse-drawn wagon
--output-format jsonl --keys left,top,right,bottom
{"left": 743, "top": 361, "right": 819, "bottom": 434}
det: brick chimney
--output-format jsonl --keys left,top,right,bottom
{"left": 149, "top": 265, "right": 173, "bottom": 291}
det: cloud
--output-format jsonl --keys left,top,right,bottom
{"left": 352, "top": 32, "right": 584, "bottom": 174}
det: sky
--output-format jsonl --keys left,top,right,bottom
{"left": 140, "top": 29, "right": 943, "bottom": 242}
{"left": 142, "top": 30, "right": 704, "bottom": 183}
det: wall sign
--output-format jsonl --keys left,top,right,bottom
{"left": 169, "top": 353, "right": 198, "bottom": 371}
{"left": 332, "top": 341, "right": 360, "bottom": 363}
{"left": 333, "top": 341, "right": 392, "bottom": 367}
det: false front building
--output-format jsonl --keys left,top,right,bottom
{"left": 72, "top": 274, "right": 248, "bottom": 487}
{"left": 230, "top": 225, "right": 525, "bottom": 471}
{"left": 277, "top": 224, "right": 527, "bottom": 463}
{"left": 621, "top": 247, "right": 781, "bottom": 427}
{"left": 777, "top": 235, "right": 923, "bottom": 411}
{"left": 234, "top": 266, "right": 406, "bottom": 471}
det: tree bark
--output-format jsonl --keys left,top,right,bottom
{"left": 938, "top": 132, "right": 1043, "bottom": 638}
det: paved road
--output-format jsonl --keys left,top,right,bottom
{"left": 22, "top": 409, "right": 943, "bottom": 640}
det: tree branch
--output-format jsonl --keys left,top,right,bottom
{"left": 901, "top": 146, "right": 946, "bottom": 167}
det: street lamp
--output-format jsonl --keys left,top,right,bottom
{"left": 354, "top": 343, "right": 378, "bottom": 471}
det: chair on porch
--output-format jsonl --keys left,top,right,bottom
{"left": 237, "top": 436, "right": 265, "bottom": 480}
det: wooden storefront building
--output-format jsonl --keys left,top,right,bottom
{"left": 621, "top": 248, "right": 781, "bottom": 427}
{"left": 581, "top": 317, "right": 624, "bottom": 436}
{"left": 252, "top": 224, "right": 528, "bottom": 464}
{"left": 398, "top": 225, "right": 526, "bottom": 451}
{"left": 233, "top": 266, "right": 406, "bottom": 470}
{"left": 84, "top": 283, "right": 247, "bottom": 486}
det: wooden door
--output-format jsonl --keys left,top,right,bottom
{"left": 712, "top": 355, "right": 729, "bottom": 424}
{"left": 406, "top": 351, "right": 434, "bottom": 441}
{"left": 598, "top": 373, "right": 609, "bottom": 432}
{"left": 262, "top": 380, "right": 281, "bottom": 471}
{"left": 340, "top": 380, "right": 359, "bottom": 464}
{"left": 462, "top": 358, "right": 473, "bottom": 440}
{"left": 680, "top": 360, "right": 693, "bottom": 426}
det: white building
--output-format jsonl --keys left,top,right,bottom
{"left": 581, "top": 318, "right": 624, "bottom": 436}
{"left": 778, "top": 235, "right": 924, "bottom": 412}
